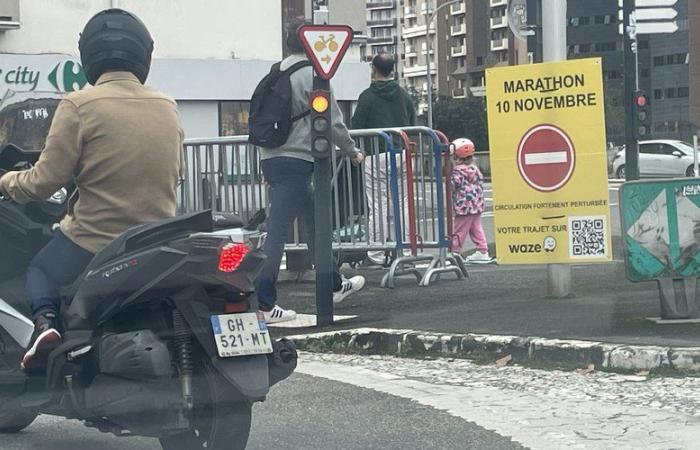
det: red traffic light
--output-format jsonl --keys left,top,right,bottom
{"left": 635, "top": 91, "right": 648, "bottom": 107}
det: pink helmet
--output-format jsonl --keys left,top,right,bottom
{"left": 452, "top": 138, "right": 475, "bottom": 159}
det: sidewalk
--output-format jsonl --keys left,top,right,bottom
{"left": 270, "top": 251, "right": 700, "bottom": 372}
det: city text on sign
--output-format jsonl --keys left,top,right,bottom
{"left": 298, "top": 25, "right": 353, "bottom": 80}
{"left": 486, "top": 58, "right": 611, "bottom": 265}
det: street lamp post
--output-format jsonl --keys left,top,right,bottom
{"left": 426, "top": 0, "right": 461, "bottom": 129}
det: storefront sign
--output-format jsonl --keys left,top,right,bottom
{"left": 0, "top": 54, "right": 87, "bottom": 97}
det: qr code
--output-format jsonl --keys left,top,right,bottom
{"left": 568, "top": 216, "right": 607, "bottom": 258}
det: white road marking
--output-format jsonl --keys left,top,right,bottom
{"left": 524, "top": 151, "right": 568, "bottom": 165}
{"left": 297, "top": 354, "right": 700, "bottom": 450}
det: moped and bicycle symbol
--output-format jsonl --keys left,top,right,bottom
{"left": 314, "top": 34, "right": 339, "bottom": 64}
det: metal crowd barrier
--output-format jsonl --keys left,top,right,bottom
{"left": 179, "top": 127, "right": 467, "bottom": 287}
{"left": 376, "top": 127, "right": 467, "bottom": 287}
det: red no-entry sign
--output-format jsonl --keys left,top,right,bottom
{"left": 517, "top": 124, "right": 576, "bottom": 192}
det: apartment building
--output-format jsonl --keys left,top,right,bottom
{"left": 437, "top": 0, "right": 523, "bottom": 100}
{"left": 366, "top": 0, "right": 400, "bottom": 61}
{"left": 398, "top": 0, "right": 438, "bottom": 111}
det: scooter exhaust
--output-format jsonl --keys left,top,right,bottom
{"left": 267, "top": 338, "right": 297, "bottom": 387}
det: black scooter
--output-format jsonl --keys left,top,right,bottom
{"left": 0, "top": 144, "right": 296, "bottom": 450}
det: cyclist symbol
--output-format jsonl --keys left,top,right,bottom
{"left": 314, "top": 34, "right": 339, "bottom": 53}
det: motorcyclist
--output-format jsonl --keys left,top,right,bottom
{"left": 0, "top": 8, "right": 183, "bottom": 372}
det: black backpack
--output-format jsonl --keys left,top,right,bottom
{"left": 248, "top": 60, "right": 312, "bottom": 148}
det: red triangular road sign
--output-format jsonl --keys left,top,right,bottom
{"left": 298, "top": 25, "right": 354, "bottom": 80}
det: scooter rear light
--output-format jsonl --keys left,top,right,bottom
{"left": 225, "top": 301, "right": 248, "bottom": 313}
{"left": 218, "top": 243, "right": 249, "bottom": 273}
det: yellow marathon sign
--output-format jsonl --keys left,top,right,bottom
{"left": 485, "top": 58, "right": 612, "bottom": 265}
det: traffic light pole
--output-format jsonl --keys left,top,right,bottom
{"left": 623, "top": 0, "right": 640, "bottom": 181}
{"left": 312, "top": 76, "right": 334, "bottom": 328}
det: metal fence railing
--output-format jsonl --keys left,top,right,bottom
{"left": 180, "top": 127, "right": 467, "bottom": 287}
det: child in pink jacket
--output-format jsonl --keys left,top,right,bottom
{"left": 450, "top": 138, "right": 491, "bottom": 263}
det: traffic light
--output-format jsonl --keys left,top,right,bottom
{"left": 310, "top": 90, "right": 331, "bottom": 159}
{"left": 634, "top": 90, "right": 650, "bottom": 138}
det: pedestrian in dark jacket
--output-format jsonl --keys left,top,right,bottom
{"left": 352, "top": 53, "right": 416, "bottom": 264}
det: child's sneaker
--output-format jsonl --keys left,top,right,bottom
{"left": 465, "top": 251, "right": 492, "bottom": 264}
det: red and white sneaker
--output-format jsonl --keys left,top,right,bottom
{"left": 21, "top": 313, "right": 62, "bottom": 373}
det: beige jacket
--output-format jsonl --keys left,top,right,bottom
{"left": 0, "top": 72, "right": 183, "bottom": 254}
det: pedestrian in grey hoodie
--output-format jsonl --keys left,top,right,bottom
{"left": 256, "top": 18, "right": 366, "bottom": 324}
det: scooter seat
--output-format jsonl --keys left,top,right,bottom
{"left": 211, "top": 212, "right": 245, "bottom": 229}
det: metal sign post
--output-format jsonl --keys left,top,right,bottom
{"left": 298, "top": 24, "right": 353, "bottom": 327}
{"left": 542, "top": 0, "right": 572, "bottom": 298}
{"left": 694, "top": 135, "right": 699, "bottom": 178}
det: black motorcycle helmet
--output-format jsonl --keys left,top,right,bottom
{"left": 78, "top": 8, "right": 154, "bottom": 85}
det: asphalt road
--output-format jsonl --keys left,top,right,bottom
{"left": 0, "top": 373, "right": 522, "bottom": 450}
{"left": 5, "top": 352, "right": 700, "bottom": 450}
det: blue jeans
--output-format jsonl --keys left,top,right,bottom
{"left": 26, "top": 231, "right": 94, "bottom": 320}
{"left": 256, "top": 157, "right": 343, "bottom": 309}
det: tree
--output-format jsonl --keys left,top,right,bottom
{"left": 603, "top": 79, "right": 624, "bottom": 145}
{"left": 432, "top": 96, "right": 489, "bottom": 151}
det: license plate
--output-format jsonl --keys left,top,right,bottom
{"left": 211, "top": 312, "right": 273, "bottom": 357}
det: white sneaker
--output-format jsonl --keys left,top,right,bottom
{"left": 261, "top": 305, "right": 297, "bottom": 324}
{"left": 367, "top": 251, "right": 387, "bottom": 266}
{"left": 333, "top": 276, "right": 366, "bottom": 304}
{"left": 465, "top": 251, "right": 492, "bottom": 264}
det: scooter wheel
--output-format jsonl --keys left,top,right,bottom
{"left": 159, "top": 359, "right": 251, "bottom": 450}
{"left": 0, "top": 409, "right": 38, "bottom": 433}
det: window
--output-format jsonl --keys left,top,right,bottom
{"left": 579, "top": 44, "right": 590, "bottom": 53}
{"left": 665, "top": 88, "right": 676, "bottom": 98}
{"left": 639, "top": 144, "right": 655, "bottom": 154}
{"left": 654, "top": 56, "right": 665, "bottom": 66}
{"left": 594, "top": 15, "right": 605, "bottom": 25}
{"left": 659, "top": 144, "right": 680, "bottom": 156}
{"left": 594, "top": 42, "right": 616, "bottom": 52}
{"left": 476, "top": 56, "right": 483, "bottom": 66}
{"left": 219, "top": 101, "right": 250, "bottom": 136}
{"left": 579, "top": 16, "right": 590, "bottom": 26}
{"left": 666, "top": 54, "right": 675, "bottom": 65}
{"left": 678, "top": 87, "right": 690, "bottom": 98}
{"left": 654, "top": 89, "right": 663, "bottom": 100}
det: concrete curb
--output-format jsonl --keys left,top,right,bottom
{"left": 286, "top": 328, "right": 700, "bottom": 374}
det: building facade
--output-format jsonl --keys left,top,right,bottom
{"left": 366, "top": 0, "right": 400, "bottom": 62}
{"left": 0, "top": 0, "right": 369, "bottom": 143}
{"left": 690, "top": 0, "right": 700, "bottom": 134}
{"left": 566, "top": 0, "right": 651, "bottom": 144}
{"left": 440, "top": 0, "right": 524, "bottom": 99}
{"left": 648, "top": 0, "right": 691, "bottom": 141}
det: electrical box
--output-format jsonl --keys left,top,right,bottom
{"left": 0, "top": 0, "right": 20, "bottom": 31}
